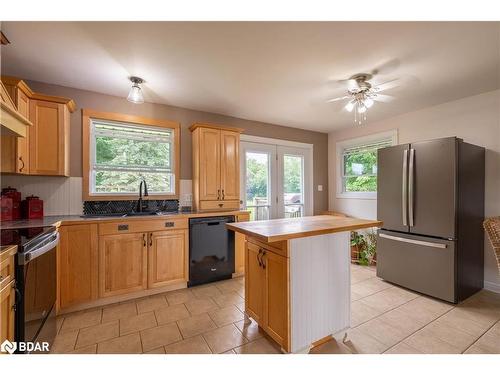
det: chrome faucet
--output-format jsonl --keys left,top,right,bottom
{"left": 136, "top": 178, "right": 149, "bottom": 212}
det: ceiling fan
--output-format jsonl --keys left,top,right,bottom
{"left": 327, "top": 73, "right": 403, "bottom": 125}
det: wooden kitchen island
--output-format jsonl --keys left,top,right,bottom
{"left": 226, "top": 215, "right": 381, "bottom": 353}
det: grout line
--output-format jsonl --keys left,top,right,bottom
{"left": 380, "top": 304, "right": 465, "bottom": 354}
{"left": 460, "top": 317, "right": 500, "bottom": 354}
{"left": 200, "top": 333, "right": 214, "bottom": 354}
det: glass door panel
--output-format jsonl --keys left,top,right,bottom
{"left": 282, "top": 154, "right": 304, "bottom": 218}
{"left": 241, "top": 142, "right": 276, "bottom": 221}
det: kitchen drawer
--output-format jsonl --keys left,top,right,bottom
{"left": 99, "top": 218, "right": 188, "bottom": 235}
{"left": 199, "top": 200, "right": 239, "bottom": 211}
{"left": 247, "top": 237, "right": 288, "bottom": 258}
{"left": 0, "top": 246, "right": 17, "bottom": 290}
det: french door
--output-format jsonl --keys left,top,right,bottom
{"left": 240, "top": 140, "right": 312, "bottom": 221}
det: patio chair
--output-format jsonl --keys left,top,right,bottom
{"left": 483, "top": 217, "right": 500, "bottom": 272}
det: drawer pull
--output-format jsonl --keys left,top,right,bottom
{"left": 118, "top": 224, "right": 129, "bottom": 231}
{"left": 218, "top": 203, "right": 223, "bottom": 208}
{"left": 164, "top": 222, "right": 174, "bottom": 228}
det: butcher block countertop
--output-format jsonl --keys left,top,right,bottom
{"left": 0, "top": 210, "right": 250, "bottom": 230}
{"left": 226, "top": 215, "right": 382, "bottom": 243}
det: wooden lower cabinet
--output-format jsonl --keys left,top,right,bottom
{"left": 245, "top": 242, "right": 265, "bottom": 322}
{"left": 58, "top": 224, "right": 99, "bottom": 310}
{"left": 262, "top": 250, "right": 288, "bottom": 347}
{"left": 234, "top": 212, "right": 250, "bottom": 275}
{"left": 0, "top": 280, "right": 16, "bottom": 347}
{"left": 148, "top": 230, "right": 188, "bottom": 289}
{"left": 99, "top": 233, "right": 148, "bottom": 298}
{"left": 245, "top": 239, "right": 289, "bottom": 351}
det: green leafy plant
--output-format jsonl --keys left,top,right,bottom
{"left": 350, "top": 231, "right": 366, "bottom": 263}
{"left": 359, "top": 229, "right": 377, "bottom": 265}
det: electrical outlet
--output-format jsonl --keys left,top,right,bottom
{"left": 318, "top": 185, "right": 323, "bottom": 192}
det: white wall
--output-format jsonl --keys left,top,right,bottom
{"left": 328, "top": 89, "right": 500, "bottom": 291}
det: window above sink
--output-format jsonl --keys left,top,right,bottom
{"left": 82, "top": 109, "right": 180, "bottom": 201}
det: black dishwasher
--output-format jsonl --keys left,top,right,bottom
{"left": 189, "top": 216, "right": 235, "bottom": 287}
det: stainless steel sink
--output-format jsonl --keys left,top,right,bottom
{"left": 124, "top": 211, "right": 159, "bottom": 217}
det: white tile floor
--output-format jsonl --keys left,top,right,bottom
{"left": 52, "top": 264, "right": 500, "bottom": 354}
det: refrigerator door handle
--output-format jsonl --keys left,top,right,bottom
{"left": 402, "top": 149, "right": 408, "bottom": 226}
{"left": 379, "top": 233, "right": 447, "bottom": 248}
{"left": 408, "top": 148, "right": 415, "bottom": 227}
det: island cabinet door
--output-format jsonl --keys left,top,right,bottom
{"left": 245, "top": 242, "right": 265, "bottom": 323}
{"left": 262, "top": 250, "right": 289, "bottom": 351}
{"left": 148, "top": 230, "right": 188, "bottom": 289}
{"left": 99, "top": 233, "right": 148, "bottom": 298}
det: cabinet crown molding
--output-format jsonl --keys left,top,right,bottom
{"left": 1, "top": 75, "right": 76, "bottom": 113}
{"left": 189, "top": 122, "right": 244, "bottom": 133}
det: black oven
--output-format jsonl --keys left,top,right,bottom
{"left": 1, "top": 226, "right": 58, "bottom": 353}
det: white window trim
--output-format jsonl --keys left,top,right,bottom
{"left": 336, "top": 130, "right": 398, "bottom": 200}
{"left": 89, "top": 118, "right": 176, "bottom": 197}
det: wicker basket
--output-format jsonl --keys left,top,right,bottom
{"left": 483, "top": 217, "right": 500, "bottom": 272}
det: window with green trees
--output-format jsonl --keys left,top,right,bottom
{"left": 341, "top": 138, "right": 392, "bottom": 193}
{"left": 90, "top": 120, "right": 175, "bottom": 195}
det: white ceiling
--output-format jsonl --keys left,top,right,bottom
{"left": 1, "top": 22, "right": 499, "bottom": 133}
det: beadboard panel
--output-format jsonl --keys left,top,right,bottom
{"left": 1, "top": 175, "right": 83, "bottom": 216}
{"left": 289, "top": 232, "right": 351, "bottom": 353}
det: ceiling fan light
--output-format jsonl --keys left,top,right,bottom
{"left": 358, "top": 104, "right": 367, "bottom": 114}
{"left": 127, "top": 76, "right": 145, "bottom": 104}
{"left": 364, "top": 98, "right": 374, "bottom": 108}
{"left": 345, "top": 100, "right": 355, "bottom": 112}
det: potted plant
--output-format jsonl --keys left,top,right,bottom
{"left": 350, "top": 231, "right": 365, "bottom": 264}
{"left": 359, "top": 229, "right": 377, "bottom": 266}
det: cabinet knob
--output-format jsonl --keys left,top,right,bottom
{"left": 218, "top": 203, "right": 223, "bottom": 208}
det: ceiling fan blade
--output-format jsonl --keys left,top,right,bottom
{"left": 326, "top": 95, "right": 350, "bottom": 103}
{"left": 373, "top": 94, "right": 395, "bottom": 103}
{"left": 373, "top": 78, "right": 404, "bottom": 92}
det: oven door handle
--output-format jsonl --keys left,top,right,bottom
{"left": 19, "top": 232, "right": 60, "bottom": 265}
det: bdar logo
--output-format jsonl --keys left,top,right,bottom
{"left": 1, "top": 339, "right": 17, "bottom": 354}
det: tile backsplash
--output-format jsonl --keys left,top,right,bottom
{"left": 1, "top": 175, "right": 193, "bottom": 216}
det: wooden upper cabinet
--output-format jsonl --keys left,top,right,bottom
{"left": 0, "top": 76, "right": 75, "bottom": 176}
{"left": 58, "top": 224, "right": 98, "bottom": 310}
{"left": 99, "top": 233, "right": 148, "bottom": 298}
{"left": 148, "top": 230, "right": 188, "bottom": 289}
{"left": 220, "top": 130, "right": 240, "bottom": 201}
{"left": 198, "top": 127, "right": 221, "bottom": 201}
{"left": 190, "top": 123, "right": 243, "bottom": 211}
{"left": 29, "top": 100, "right": 70, "bottom": 176}
{"left": 1, "top": 79, "right": 31, "bottom": 174}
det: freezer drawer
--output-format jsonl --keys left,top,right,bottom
{"left": 376, "top": 230, "right": 456, "bottom": 303}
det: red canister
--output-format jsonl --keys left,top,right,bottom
{"left": 1, "top": 186, "right": 21, "bottom": 220}
{"left": 22, "top": 195, "right": 44, "bottom": 219}
{"left": 0, "top": 196, "right": 13, "bottom": 221}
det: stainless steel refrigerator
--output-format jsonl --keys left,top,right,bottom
{"left": 376, "top": 137, "right": 485, "bottom": 303}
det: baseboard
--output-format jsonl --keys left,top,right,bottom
{"left": 484, "top": 280, "right": 500, "bottom": 294}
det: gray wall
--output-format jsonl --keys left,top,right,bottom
{"left": 27, "top": 80, "right": 329, "bottom": 214}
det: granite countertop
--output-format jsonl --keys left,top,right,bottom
{"left": 227, "top": 215, "right": 382, "bottom": 243}
{"left": 0, "top": 210, "right": 250, "bottom": 230}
